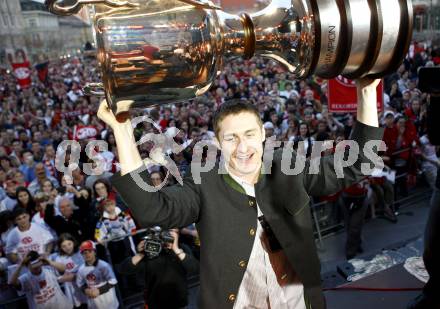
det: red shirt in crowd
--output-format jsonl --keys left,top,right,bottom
{"left": 383, "top": 124, "right": 418, "bottom": 162}
{"left": 404, "top": 107, "right": 420, "bottom": 122}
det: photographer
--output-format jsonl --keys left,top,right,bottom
{"left": 118, "top": 228, "right": 199, "bottom": 309}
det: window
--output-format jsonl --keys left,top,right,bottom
{"left": 28, "top": 18, "right": 37, "bottom": 28}
{"left": 2, "top": 14, "right": 7, "bottom": 26}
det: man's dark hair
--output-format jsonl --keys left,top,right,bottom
{"left": 213, "top": 99, "right": 262, "bottom": 139}
{"left": 0, "top": 156, "right": 10, "bottom": 162}
{"left": 12, "top": 207, "right": 29, "bottom": 220}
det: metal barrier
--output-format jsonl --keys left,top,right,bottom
{"left": 310, "top": 200, "right": 329, "bottom": 244}
{"left": 310, "top": 146, "right": 428, "bottom": 245}
{"left": 310, "top": 184, "right": 431, "bottom": 246}
{"left": 390, "top": 147, "right": 412, "bottom": 156}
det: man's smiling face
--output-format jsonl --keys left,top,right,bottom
{"left": 217, "top": 112, "right": 265, "bottom": 183}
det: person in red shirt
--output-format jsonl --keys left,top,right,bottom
{"left": 158, "top": 107, "right": 172, "bottom": 131}
{"left": 385, "top": 116, "right": 419, "bottom": 197}
{"left": 382, "top": 111, "right": 398, "bottom": 162}
{"left": 383, "top": 114, "right": 417, "bottom": 162}
{"left": 404, "top": 98, "right": 424, "bottom": 133}
{"left": 404, "top": 98, "right": 421, "bottom": 121}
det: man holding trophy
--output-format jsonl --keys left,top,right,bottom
{"left": 45, "top": 0, "right": 414, "bottom": 308}
{"left": 98, "top": 77, "right": 383, "bottom": 309}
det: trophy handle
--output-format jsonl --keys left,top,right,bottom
{"left": 178, "top": 0, "right": 222, "bottom": 10}
{"left": 83, "top": 82, "right": 105, "bottom": 96}
{"left": 45, "top": 0, "right": 139, "bottom": 16}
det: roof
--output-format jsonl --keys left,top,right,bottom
{"left": 20, "top": 0, "right": 47, "bottom": 12}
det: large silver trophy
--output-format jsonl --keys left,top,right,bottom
{"left": 46, "top": 0, "right": 413, "bottom": 115}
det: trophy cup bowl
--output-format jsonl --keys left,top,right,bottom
{"left": 46, "top": 0, "right": 413, "bottom": 115}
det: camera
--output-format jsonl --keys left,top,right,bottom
{"left": 142, "top": 227, "right": 174, "bottom": 259}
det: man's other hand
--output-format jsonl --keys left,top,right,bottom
{"left": 356, "top": 77, "right": 381, "bottom": 93}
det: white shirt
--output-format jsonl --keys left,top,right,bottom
{"left": 18, "top": 266, "right": 72, "bottom": 309}
{"left": 0, "top": 196, "right": 17, "bottom": 213}
{"left": 50, "top": 252, "right": 87, "bottom": 307}
{"left": 229, "top": 173, "right": 306, "bottom": 309}
{"left": 76, "top": 260, "right": 119, "bottom": 309}
{"left": 5, "top": 224, "right": 54, "bottom": 261}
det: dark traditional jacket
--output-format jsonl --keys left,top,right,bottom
{"left": 111, "top": 121, "right": 384, "bottom": 309}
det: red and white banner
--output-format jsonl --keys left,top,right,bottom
{"left": 12, "top": 61, "right": 31, "bottom": 88}
{"left": 328, "top": 76, "right": 383, "bottom": 113}
{"left": 72, "top": 125, "right": 98, "bottom": 140}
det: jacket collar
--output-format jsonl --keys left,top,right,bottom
{"left": 222, "top": 173, "right": 246, "bottom": 195}
{"left": 221, "top": 164, "right": 266, "bottom": 195}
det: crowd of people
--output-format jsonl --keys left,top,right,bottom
{"left": 0, "top": 39, "right": 439, "bottom": 308}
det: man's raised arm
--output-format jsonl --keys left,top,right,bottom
{"left": 98, "top": 101, "right": 201, "bottom": 229}
{"left": 356, "top": 78, "right": 380, "bottom": 127}
{"left": 97, "top": 101, "right": 144, "bottom": 175}
{"left": 303, "top": 78, "right": 384, "bottom": 196}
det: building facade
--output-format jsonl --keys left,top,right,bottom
{"left": 0, "top": 0, "right": 27, "bottom": 65}
{"left": 0, "top": 0, "right": 93, "bottom": 67}
{"left": 412, "top": 0, "right": 440, "bottom": 41}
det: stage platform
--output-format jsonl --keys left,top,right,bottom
{"left": 325, "top": 263, "right": 424, "bottom": 309}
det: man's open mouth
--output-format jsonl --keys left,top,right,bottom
{"left": 235, "top": 153, "right": 254, "bottom": 164}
